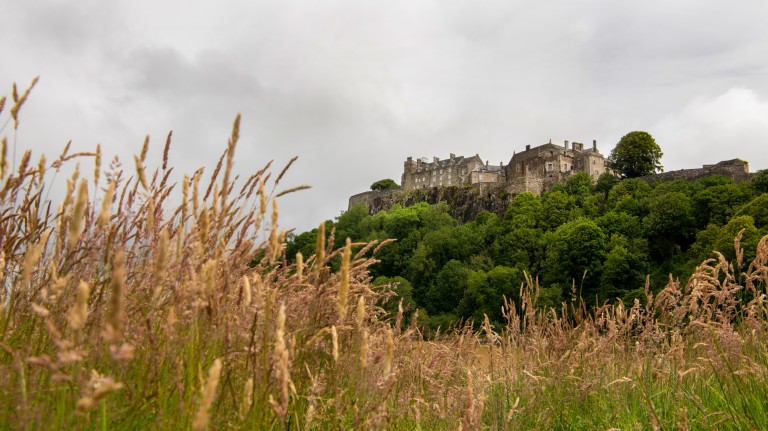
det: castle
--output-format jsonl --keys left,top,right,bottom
{"left": 401, "top": 139, "right": 608, "bottom": 195}
{"left": 349, "top": 140, "right": 752, "bottom": 219}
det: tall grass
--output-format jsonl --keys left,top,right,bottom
{"left": 1, "top": 80, "right": 767, "bottom": 430}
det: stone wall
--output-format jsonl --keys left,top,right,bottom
{"left": 641, "top": 159, "right": 751, "bottom": 184}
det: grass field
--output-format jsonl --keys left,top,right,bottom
{"left": 1, "top": 81, "right": 767, "bottom": 430}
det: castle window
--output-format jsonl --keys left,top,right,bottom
{"left": 546, "top": 163, "right": 553, "bottom": 172}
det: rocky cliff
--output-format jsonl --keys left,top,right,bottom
{"left": 348, "top": 184, "right": 512, "bottom": 223}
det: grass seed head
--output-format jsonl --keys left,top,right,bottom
{"left": 193, "top": 358, "right": 223, "bottom": 431}
{"left": 68, "top": 281, "right": 90, "bottom": 331}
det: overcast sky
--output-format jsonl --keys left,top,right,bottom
{"left": 2, "top": 1, "right": 767, "bottom": 232}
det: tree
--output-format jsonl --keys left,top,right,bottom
{"left": 543, "top": 218, "right": 607, "bottom": 303}
{"left": 608, "top": 131, "right": 663, "bottom": 178}
{"left": 370, "top": 178, "right": 399, "bottom": 190}
{"left": 643, "top": 192, "right": 695, "bottom": 259}
{"left": 752, "top": 169, "right": 768, "bottom": 194}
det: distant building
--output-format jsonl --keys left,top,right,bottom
{"left": 401, "top": 139, "right": 609, "bottom": 194}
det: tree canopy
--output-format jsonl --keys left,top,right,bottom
{"left": 370, "top": 178, "right": 399, "bottom": 190}
{"left": 288, "top": 170, "right": 768, "bottom": 331}
{"left": 608, "top": 131, "right": 663, "bottom": 178}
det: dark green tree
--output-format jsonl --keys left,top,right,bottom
{"left": 608, "top": 131, "right": 663, "bottom": 178}
{"left": 600, "top": 240, "right": 650, "bottom": 301}
{"left": 426, "top": 260, "right": 470, "bottom": 315}
{"left": 370, "top": 178, "right": 399, "bottom": 190}
{"left": 736, "top": 194, "right": 768, "bottom": 229}
{"left": 752, "top": 169, "right": 768, "bottom": 194}
{"left": 503, "top": 192, "right": 542, "bottom": 229}
{"left": 543, "top": 218, "right": 607, "bottom": 303}
{"left": 540, "top": 191, "right": 578, "bottom": 231}
{"left": 643, "top": 192, "right": 695, "bottom": 259}
{"left": 594, "top": 173, "right": 619, "bottom": 198}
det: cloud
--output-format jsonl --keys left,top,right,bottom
{"left": 654, "top": 88, "right": 768, "bottom": 171}
{"left": 2, "top": 0, "right": 768, "bottom": 231}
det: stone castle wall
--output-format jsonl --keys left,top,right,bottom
{"left": 640, "top": 159, "right": 751, "bottom": 184}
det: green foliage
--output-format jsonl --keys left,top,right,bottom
{"left": 370, "top": 178, "right": 399, "bottom": 190}
{"left": 564, "top": 172, "right": 593, "bottom": 200}
{"left": 714, "top": 215, "right": 762, "bottom": 263}
{"left": 543, "top": 218, "right": 607, "bottom": 302}
{"left": 605, "top": 178, "right": 652, "bottom": 216}
{"left": 752, "top": 169, "right": 768, "bottom": 194}
{"left": 540, "top": 190, "right": 578, "bottom": 231}
{"left": 643, "top": 192, "right": 695, "bottom": 258}
{"left": 373, "top": 276, "right": 418, "bottom": 325}
{"left": 692, "top": 183, "right": 751, "bottom": 227}
{"left": 737, "top": 194, "right": 768, "bottom": 229}
{"left": 608, "top": 131, "right": 663, "bottom": 178}
{"left": 596, "top": 211, "right": 642, "bottom": 239}
{"left": 293, "top": 171, "right": 768, "bottom": 331}
{"left": 594, "top": 172, "right": 619, "bottom": 197}
{"left": 503, "top": 192, "right": 541, "bottom": 229}
{"left": 460, "top": 266, "right": 523, "bottom": 323}
{"left": 600, "top": 241, "right": 650, "bottom": 301}
{"left": 426, "top": 260, "right": 470, "bottom": 314}
{"left": 335, "top": 203, "right": 370, "bottom": 246}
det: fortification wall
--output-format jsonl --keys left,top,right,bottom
{"left": 641, "top": 160, "right": 750, "bottom": 184}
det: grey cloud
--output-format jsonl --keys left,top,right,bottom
{"left": 2, "top": 0, "right": 767, "bottom": 232}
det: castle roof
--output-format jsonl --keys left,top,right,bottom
{"left": 410, "top": 154, "right": 482, "bottom": 173}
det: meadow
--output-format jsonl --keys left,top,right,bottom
{"left": 1, "top": 80, "right": 767, "bottom": 430}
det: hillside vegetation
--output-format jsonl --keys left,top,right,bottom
{"left": 290, "top": 170, "right": 768, "bottom": 331}
{"left": 2, "top": 81, "right": 768, "bottom": 429}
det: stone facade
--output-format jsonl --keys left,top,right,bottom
{"left": 401, "top": 153, "right": 490, "bottom": 190}
{"left": 401, "top": 139, "right": 608, "bottom": 195}
{"left": 504, "top": 139, "right": 607, "bottom": 195}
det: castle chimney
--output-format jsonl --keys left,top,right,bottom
{"left": 564, "top": 140, "right": 569, "bottom": 150}
{"left": 433, "top": 157, "right": 439, "bottom": 163}
{"left": 450, "top": 153, "right": 455, "bottom": 160}
{"left": 525, "top": 145, "right": 531, "bottom": 151}
{"left": 593, "top": 140, "right": 597, "bottom": 150}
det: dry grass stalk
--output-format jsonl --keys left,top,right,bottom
{"left": 360, "top": 328, "right": 369, "bottom": 369}
{"left": 151, "top": 229, "right": 170, "bottom": 302}
{"left": 314, "top": 222, "right": 326, "bottom": 277}
{"left": 0, "top": 136, "right": 7, "bottom": 179}
{"left": 192, "top": 358, "right": 222, "bottom": 431}
{"left": 67, "top": 179, "right": 88, "bottom": 250}
{"left": 104, "top": 251, "right": 126, "bottom": 341}
{"left": 67, "top": 281, "right": 90, "bottom": 331}
{"left": 94, "top": 143, "right": 101, "bottom": 187}
{"left": 22, "top": 230, "right": 50, "bottom": 287}
{"left": 355, "top": 296, "right": 365, "bottom": 329}
{"left": 241, "top": 275, "right": 252, "bottom": 309}
{"left": 270, "top": 303, "right": 291, "bottom": 420}
{"left": 383, "top": 328, "right": 394, "bottom": 381}
{"left": 337, "top": 237, "right": 351, "bottom": 323}
{"left": 10, "top": 76, "right": 39, "bottom": 129}
{"left": 240, "top": 378, "right": 254, "bottom": 420}
{"left": 97, "top": 181, "right": 115, "bottom": 229}
{"left": 296, "top": 252, "right": 304, "bottom": 282}
{"left": 134, "top": 155, "right": 148, "bottom": 191}
{"left": 331, "top": 325, "right": 339, "bottom": 362}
